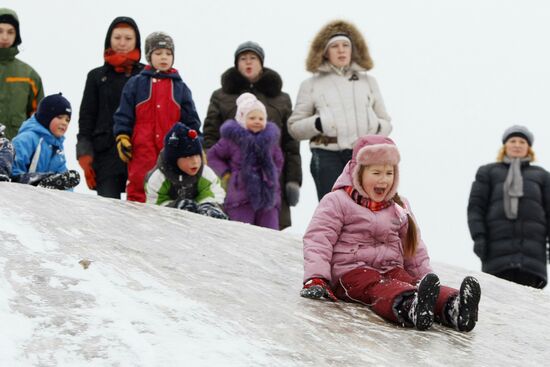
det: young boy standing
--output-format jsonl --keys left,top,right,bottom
{"left": 145, "top": 122, "right": 227, "bottom": 219}
{"left": 113, "top": 31, "right": 201, "bottom": 203}
{"left": 11, "top": 93, "right": 80, "bottom": 190}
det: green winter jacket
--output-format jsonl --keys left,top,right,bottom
{"left": 0, "top": 46, "right": 44, "bottom": 139}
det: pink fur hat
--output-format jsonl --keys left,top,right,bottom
{"left": 350, "top": 135, "right": 400, "bottom": 200}
{"left": 235, "top": 92, "right": 267, "bottom": 129}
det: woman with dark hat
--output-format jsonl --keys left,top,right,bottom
{"left": 288, "top": 20, "right": 392, "bottom": 201}
{"left": 0, "top": 8, "right": 44, "bottom": 139}
{"left": 203, "top": 41, "right": 302, "bottom": 230}
{"left": 76, "top": 16, "right": 144, "bottom": 198}
{"left": 468, "top": 125, "right": 550, "bottom": 289}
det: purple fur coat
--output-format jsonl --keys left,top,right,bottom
{"left": 207, "top": 119, "right": 284, "bottom": 211}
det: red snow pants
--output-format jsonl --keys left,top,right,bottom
{"left": 334, "top": 267, "right": 458, "bottom": 324}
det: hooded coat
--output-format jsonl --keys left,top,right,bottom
{"left": 302, "top": 136, "right": 431, "bottom": 288}
{"left": 207, "top": 120, "right": 284, "bottom": 211}
{"left": 76, "top": 16, "right": 144, "bottom": 190}
{"left": 468, "top": 161, "right": 550, "bottom": 287}
{"left": 0, "top": 8, "right": 44, "bottom": 139}
{"left": 203, "top": 67, "right": 301, "bottom": 229}
{"left": 288, "top": 20, "right": 392, "bottom": 151}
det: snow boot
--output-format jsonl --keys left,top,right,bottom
{"left": 398, "top": 273, "right": 440, "bottom": 331}
{"left": 38, "top": 170, "right": 80, "bottom": 190}
{"left": 446, "top": 276, "right": 481, "bottom": 332}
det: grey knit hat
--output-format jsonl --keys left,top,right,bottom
{"left": 145, "top": 32, "right": 174, "bottom": 64}
{"left": 234, "top": 41, "right": 265, "bottom": 66}
{"left": 502, "top": 125, "right": 534, "bottom": 146}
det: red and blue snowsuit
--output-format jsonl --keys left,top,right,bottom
{"left": 113, "top": 66, "right": 201, "bottom": 202}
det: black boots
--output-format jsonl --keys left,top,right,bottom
{"left": 445, "top": 276, "right": 481, "bottom": 332}
{"left": 397, "top": 273, "right": 440, "bottom": 331}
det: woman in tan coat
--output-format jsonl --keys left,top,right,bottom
{"left": 288, "top": 20, "right": 391, "bottom": 200}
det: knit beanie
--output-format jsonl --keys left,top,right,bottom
{"left": 502, "top": 125, "right": 534, "bottom": 146}
{"left": 145, "top": 32, "right": 174, "bottom": 64}
{"left": 35, "top": 93, "right": 72, "bottom": 129}
{"left": 163, "top": 123, "right": 202, "bottom": 167}
{"left": 234, "top": 41, "right": 265, "bottom": 66}
{"left": 235, "top": 93, "right": 267, "bottom": 129}
{"left": 0, "top": 8, "right": 21, "bottom": 46}
{"left": 351, "top": 135, "right": 400, "bottom": 200}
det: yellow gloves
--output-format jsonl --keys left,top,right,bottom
{"left": 116, "top": 134, "right": 132, "bottom": 163}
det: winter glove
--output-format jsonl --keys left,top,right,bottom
{"left": 473, "top": 239, "right": 488, "bottom": 261}
{"left": 314, "top": 117, "right": 323, "bottom": 133}
{"left": 285, "top": 181, "right": 300, "bottom": 207}
{"left": 300, "top": 278, "right": 338, "bottom": 302}
{"left": 116, "top": 134, "right": 132, "bottom": 163}
{"left": 78, "top": 155, "right": 96, "bottom": 189}
{"left": 221, "top": 172, "right": 231, "bottom": 191}
{"left": 37, "top": 170, "right": 80, "bottom": 190}
{"left": 197, "top": 202, "right": 229, "bottom": 220}
{"left": 174, "top": 198, "right": 199, "bottom": 213}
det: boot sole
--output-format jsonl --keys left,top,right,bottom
{"left": 415, "top": 273, "right": 440, "bottom": 331}
{"left": 457, "top": 276, "right": 481, "bottom": 332}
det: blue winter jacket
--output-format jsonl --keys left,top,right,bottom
{"left": 12, "top": 115, "right": 68, "bottom": 178}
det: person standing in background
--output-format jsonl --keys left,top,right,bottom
{"left": 288, "top": 20, "right": 391, "bottom": 201}
{"left": 77, "top": 17, "right": 144, "bottom": 199}
{"left": 0, "top": 8, "right": 43, "bottom": 139}
{"left": 203, "top": 41, "right": 301, "bottom": 230}
{"left": 468, "top": 125, "right": 550, "bottom": 289}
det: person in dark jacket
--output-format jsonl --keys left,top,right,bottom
{"left": 76, "top": 16, "right": 144, "bottom": 199}
{"left": 468, "top": 125, "right": 550, "bottom": 289}
{"left": 203, "top": 41, "right": 301, "bottom": 230}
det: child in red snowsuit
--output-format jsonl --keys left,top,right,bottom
{"left": 113, "top": 32, "right": 200, "bottom": 202}
{"left": 301, "top": 135, "right": 481, "bottom": 332}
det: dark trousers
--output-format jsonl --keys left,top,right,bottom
{"left": 96, "top": 175, "right": 127, "bottom": 199}
{"left": 310, "top": 148, "right": 352, "bottom": 201}
{"left": 334, "top": 267, "right": 458, "bottom": 324}
{"left": 494, "top": 269, "right": 545, "bottom": 289}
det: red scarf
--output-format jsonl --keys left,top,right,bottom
{"left": 342, "top": 186, "right": 393, "bottom": 211}
{"left": 104, "top": 48, "right": 140, "bottom": 74}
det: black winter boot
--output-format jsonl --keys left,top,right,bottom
{"left": 397, "top": 273, "right": 440, "bottom": 331}
{"left": 38, "top": 170, "right": 80, "bottom": 190}
{"left": 445, "top": 276, "right": 481, "bottom": 332}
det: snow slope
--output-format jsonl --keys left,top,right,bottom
{"left": 1, "top": 183, "right": 549, "bottom": 366}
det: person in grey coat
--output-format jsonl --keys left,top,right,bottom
{"left": 468, "top": 125, "right": 550, "bottom": 288}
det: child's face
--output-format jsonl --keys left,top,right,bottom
{"left": 49, "top": 115, "right": 71, "bottom": 138}
{"left": 361, "top": 164, "right": 394, "bottom": 202}
{"left": 177, "top": 154, "right": 202, "bottom": 176}
{"left": 0, "top": 23, "right": 16, "bottom": 48}
{"left": 504, "top": 137, "right": 529, "bottom": 158}
{"left": 237, "top": 52, "right": 262, "bottom": 83}
{"left": 325, "top": 39, "right": 352, "bottom": 68}
{"left": 245, "top": 110, "right": 266, "bottom": 133}
{"left": 151, "top": 48, "right": 174, "bottom": 72}
{"left": 110, "top": 27, "right": 136, "bottom": 54}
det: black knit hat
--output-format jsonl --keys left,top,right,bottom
{"left": 163, "top": 123, "right": 202, "bottom": 167}
{"left": 234, "top": 41, "right": 264, "bottom": 66}
{"left": 35, "top": 93, "right": 72, "bottom": 129}
{"left": 0, "top": 8, "right": 21, "bottom": 46}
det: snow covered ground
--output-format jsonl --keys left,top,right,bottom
{"left": 1, "top": 183, "right": 550, "bottom": 366}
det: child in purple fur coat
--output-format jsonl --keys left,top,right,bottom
{"left": 207, "top": 93, "right": 284, "bottom": 229}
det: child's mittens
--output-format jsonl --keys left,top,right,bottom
{"left": 174, "top": 198, "right": 199, "bottom": 213}
{"left": 78, "top": 155, "right": 96, "bottom": 189}
{"left": 116, "top": 135, "right": 132, "bottom": 163}
{"left": 221, "top": 172, "right": 231, "bottom": 191}
{"left": 300, "top": 278, "right": 337, "bottom": 302}
{"left": 197, "top": 202, "right": 229, "bottom": 220}
{"left": 285, "top": 181, "right": 300, "bottom": 206}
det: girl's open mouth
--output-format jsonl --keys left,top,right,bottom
{"left": 374, "top": 187, "right": 386, "bottom": 195}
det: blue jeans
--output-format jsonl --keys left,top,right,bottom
{"left": 310, "top": 148, "right": 352, "bottom": 201}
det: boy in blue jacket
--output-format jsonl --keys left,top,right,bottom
{"left": 11, "top": 93, "right": 80, "bottom": 190}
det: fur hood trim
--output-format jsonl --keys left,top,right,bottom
{"left": 221, "top": 67, "right": 283, "bottom": 98}
{"left": 306, "top": 20, "right": 373, "bottom": 73}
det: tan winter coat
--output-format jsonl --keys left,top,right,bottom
{"left": 288, "top": 20, "right": 392, "bottom": 151}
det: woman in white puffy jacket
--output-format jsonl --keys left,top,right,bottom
{"left": 288, "top": 20, "right": 392, "bottom": 200}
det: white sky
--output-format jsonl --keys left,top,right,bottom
{"left": 4, "top": 0, "right": 550, "bottom": 273}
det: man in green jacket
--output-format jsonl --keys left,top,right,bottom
{"left": 0, "top": 8, "right": 44, "bottom": 139}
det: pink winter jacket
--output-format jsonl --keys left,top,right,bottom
{"left": 303, "top": 164, "right": 432, "bottom": 288}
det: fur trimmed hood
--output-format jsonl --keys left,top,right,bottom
{"left": 306, "top": 20, "right": 373, "bottom": 73}
{"left": 221, "top": 67, "right": 283, "bottom": 98}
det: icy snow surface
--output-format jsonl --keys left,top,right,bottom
{"left": 1, "top": 183, "right": 550, "bottom": 366}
